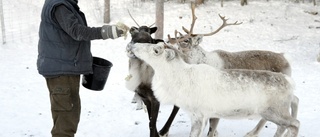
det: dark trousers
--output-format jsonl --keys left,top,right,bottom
{"left": 46, "top": 75, "right": 81, "bottom": 137}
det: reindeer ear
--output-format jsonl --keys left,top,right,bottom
{"left": 165, "top": 49, "right": 176, "bottom": 61}
{"left": 150, "top": 27, "right": 158, "bottom": 34}
{"left": 192, "top": 35, "right": 203, "bottom": 46}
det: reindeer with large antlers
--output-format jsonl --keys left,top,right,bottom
{"left": 166, "top": 2, "right": 297, "bottom": 137}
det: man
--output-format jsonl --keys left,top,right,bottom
{"left": 37, "top": 0, "right": 128, "bottom": 136}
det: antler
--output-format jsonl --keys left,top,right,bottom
{"left": 167, "top": 2, "right": 196, "bottom": 44}
{"left": 127, "top": 9, "right": 140, "bottom": 27}
{"left": 182, "top": 2, "right": 197, "bottom": 35}
{"left": 149, "top": 22, "right": 156, "bottom": 27}
{"left": 181, "top": 1, "right": 242, "bottom": 37}
{"left": 128, "top": 10, "right": 156, "bottom": 29}
{"left": 195, "top": 14, "right": 242, "bottom": 36}
{"left": 167, "top": 30, "right": 188, "bottom": 44}
{"left": 168, "top": 2, "right": 242, "bottom": 45}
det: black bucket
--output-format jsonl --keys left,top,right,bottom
{"left": 82, "top": 57, "right": 113, "bottom": 91}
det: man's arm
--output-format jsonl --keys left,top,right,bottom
{"left": 53, "top": 5, "right": 103, "bottom": 41}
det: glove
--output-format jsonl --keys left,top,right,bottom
{"left": 101, "top": 22, "right": 129, "bottom": 39}
{"left": 116, "top": 22, "right": 129, "bottom": 39}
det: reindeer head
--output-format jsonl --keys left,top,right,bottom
{"left": 129, "top": 26, "right": 158, "bottom": 43}
{"left": 126, "top": 10, "right": 165, "bottom": 59}
{"left": 130, "top": 26, "right": 158, "bottom": 36}
{"left": 131, "top": 42, "right": 178, "bottom": 65}
{"left": 127, "top": 10, "right": 160, "bottom": 44}
{"left": 127, "top": 25, "right": 166, "bottom": 58}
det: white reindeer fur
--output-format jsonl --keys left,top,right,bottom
{"left": 125, "top": 58, "right": 153, "bottom": 91}
{"left": 131, "top": 42, "right": 299, "bottom": 137}
{"left": 125, "top": 56, "right": 154, "bottom": 110}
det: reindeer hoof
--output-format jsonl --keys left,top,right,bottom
{"left": 159, "top": 132, "right": 168, "bottom": 137}
{"left": 135, "top": 105, "right": 143, "bottom": 110}
{"left": 207, "top": 130, "right": 218, "bottom": 137}
{"left": 132, "top": 99, "right": 144, "bottom": 110}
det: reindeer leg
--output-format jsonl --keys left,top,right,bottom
{"left": 131, "top": 93, "right": 138, "bottom": 103}
{"left": 149, "top": 99, "right": 160, "bottom": 137}
{"left": 136, "top": 85, "right": 160, "bottom": 137}
{"left": 189, "top": 114, "right": 206, "bottom": 137}
{"left": 207, "top": 118, "right": 219, "bottom": 137}
{"left": 140, "top": 96, "right": 160, "bottom": 137}
{"left": 261, "top": 106, "right": 300, "bottom": 137}
{"left": 283, "top": 95, "right": 299, "bottom": 136}
{"left": 244, "top": 119, "right": 267, "bottom": 137}
{"left": 131, "top": 93, "right": 144, "bottom": 110}
{"left": 159, "top": 105, "right": 180, "bottom": 137}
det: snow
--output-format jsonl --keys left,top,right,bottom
{"left": 0, "top": 0, "right": 320, "bottom": 137}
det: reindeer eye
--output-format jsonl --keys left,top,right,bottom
{"left": 153, "top": 47, "right": 160, "bottom": 55}
{"left": 153, "top": 46, "right": 163, "bottom": 55}
{"left": 154, "top": 49, "right": 159, "bottom": 54}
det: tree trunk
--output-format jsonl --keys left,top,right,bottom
{"left": 0, "top": 0, "right": 5, "bottom": 44}
{"left": 241, "top": 0, "right": 248, "bottom": 6}
{"left": 155, "top": 0, "right": 164, "bottom": 39}
{"left": 104, "top": 0, "right": 110, "bottom": 23}
{"left": 195, "top": 0, "right": 204, "bottom": 5}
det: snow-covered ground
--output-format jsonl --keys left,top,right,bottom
{"left": 0, "top": 0, "right": 319, "bottom": 136}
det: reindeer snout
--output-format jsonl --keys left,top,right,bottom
{"left": 126, "top": 42, "right": 137, "bottom": 59}
{"left": 126, "top": 42, "right": 134, "bottom": 51}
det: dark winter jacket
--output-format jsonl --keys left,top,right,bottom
{"left": 37, "top": 0, "right": 103, "bottom": 77}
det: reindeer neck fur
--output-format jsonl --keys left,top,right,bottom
{"left": 182, "top": 45, "right": 225, "bottom": 69}
{"left": 125, "top": 57, "right": 154, "bottom": 91}
{"left": 151, "top": 56, "right": 221, "bottom": 106}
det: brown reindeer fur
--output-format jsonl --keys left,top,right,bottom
{"left": 215, "top": 50, "right": 292, "bottom": 76}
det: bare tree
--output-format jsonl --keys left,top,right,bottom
{"left": 195, "top": 0, "right": 204, "bottom": 5}
{"left": 0, "top": 0, "right": 5, "bottom": 44}
{"left": 155, "top": 0, "right": 164, "bottom": 39}
{"left": 104, "top": 0, "right": 110, "bottom": 23}
{"left": 241, "top": 0, "right": 248, "bottom": 6}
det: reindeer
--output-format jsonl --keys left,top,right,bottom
{"left": 126, "top": 25, "right": 158, "bottom": 110}
{"left": 125, "top": 10, "right": 180, "bottom": 137}
{"left": 164, "top": 3, "right": 297, "bottom": 137}
{"left": 130, "top": 42, "right": 300, "bottom": 137}
{"left": 126, "top": 26, "right": 163, "bottom": 137}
